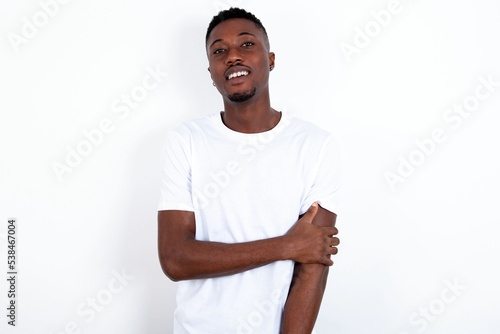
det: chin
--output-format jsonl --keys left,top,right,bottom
{"left": 227, "top": 88, "right": 257, "bottom": 103}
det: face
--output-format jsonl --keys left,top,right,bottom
{"left": 206, "top": 18, "right": 275, "bottom": 103}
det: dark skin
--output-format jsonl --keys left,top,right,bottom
{"left": 207, "top": 18, "right": 277, "bottom": 133}
{"left": 158, "top": 18, "right": 339, "bottom": 333}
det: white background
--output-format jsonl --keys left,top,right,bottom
{"left": 1, "top": 0, "right": 499, "bottom": 333}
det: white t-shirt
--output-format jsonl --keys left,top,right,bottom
{"left": 158, "top": 111, "right": 340, "bottom": 334}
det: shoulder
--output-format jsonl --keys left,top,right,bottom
{"left": 159, "top": 113, "right": 219, "bottom": 157}
{"left": 163, "top": 112, "right": 218, "bottom": 142}
{"left": 281, "top": 113, "right": 340, "bottom": 164}
{"left": 284, "top": 112, "right": 336, "bottom": 146}
{"left": 170, "top": 113, "right": 217, "bottom": 136}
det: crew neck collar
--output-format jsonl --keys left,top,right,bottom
{"left": 213, "top": 111, "right": 290, "bottom": 139}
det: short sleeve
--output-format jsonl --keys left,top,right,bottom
{"left": 300, "top": 134, "right": 341, "bottom": 215}
{"left": 158, "top": 130, "right": 195, "bottom": 212}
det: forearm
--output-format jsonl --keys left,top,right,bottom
{"left": 281, "top": 263, "right": 329, "bottom": 334}
{"left": 281, "top": 207, "right": 337, "bottom": 333}
{"left": 160, "top": 236, "right": 289, "bottom": 281}
{"left": 158, "top": 205, "right": 337, "bottom": 282}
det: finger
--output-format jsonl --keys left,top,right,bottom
{"left": 322, "top": 256, "right": 334, "bottom": 266}
{"left": 325, "top": 226, "right": 338, "bottom": 236}
{"left": 302, "top": 202, "right": 319, "bottom": 223}
{"left": 329, "top": 237, "right": 340, "bottom": 246}
{"left": 328, "top": 247, "right": 338, "bottom": 255}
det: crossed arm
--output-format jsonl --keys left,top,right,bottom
{"left": 157, "top": 203, "right": 339, "bottom": 333}
{"left": 281, "top": 206, "right": 337, "bottom": 334}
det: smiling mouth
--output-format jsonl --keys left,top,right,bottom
{"left": 227, "top": 70, "right": 249, "bottom": 80}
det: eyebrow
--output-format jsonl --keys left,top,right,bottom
{"left": 209, "top": 32, "right": 257, "bottom": 49}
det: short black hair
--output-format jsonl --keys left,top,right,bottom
{"left": 205, "top": 7, "right": 268, "bottom": 45}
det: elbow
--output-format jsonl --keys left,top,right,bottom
{"left": 159, "top": 252, "right": 186, "bottom": 282}
{"left": 161, "top": 265, "right": 181, "bottom": 282}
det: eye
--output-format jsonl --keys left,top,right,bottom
{"left": 213, "top": 48, "right": 225, "bottom": 55}
{"left": 242, "top": 41, "right": 254, "bottom": 47}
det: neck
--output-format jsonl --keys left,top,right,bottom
{"left": 221, "top": 89, "right": 280, "bottom": 133}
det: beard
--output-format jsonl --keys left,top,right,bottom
{"left": 227, "top": 87, "right": 256, "bottom": 103}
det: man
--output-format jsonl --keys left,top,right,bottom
{"left": 158, "top": 7, "right": 341, "bottom": 333}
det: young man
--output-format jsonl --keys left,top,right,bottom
{"left": 158, "top": 7, "right": 341, "bottom": 334}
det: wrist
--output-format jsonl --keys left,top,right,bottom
{"left": 277, "top": 235, "right": 293, "bottom": 261}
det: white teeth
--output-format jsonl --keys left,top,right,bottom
{"left": 228, "top": 71, "right": 249, "bottom": 80}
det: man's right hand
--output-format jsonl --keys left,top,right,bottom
{"left": 284, "top": 203, "right": 339, "bottom": 266}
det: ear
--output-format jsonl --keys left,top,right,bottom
{"left": 269, "top": 52, "right": 275, "bottom": 71}
{"left": 207, "top": 66, "right": 214, "bottom": 82}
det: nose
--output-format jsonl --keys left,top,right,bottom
{"left": 225, "top": 47, "right": 243, "bottom": 65}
